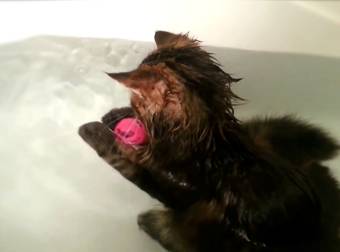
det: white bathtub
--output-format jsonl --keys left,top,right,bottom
{"left": 0, "top": 1, "right": 339, "bottom": 252}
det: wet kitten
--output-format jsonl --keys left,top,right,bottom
{"left": 79, "top": 31, "right": 340, "bottom": 252}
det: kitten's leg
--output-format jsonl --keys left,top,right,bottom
{"left": 137, "top": 209, "right": 197, "bottom": 252}
{"left": 78, "top": 121, "right": 197, "bottom": 208}
{"left": 137, "top": 207, "right": 263, "bottom": 252}
{"left": 78, "top": 121, "right": 134, "bottom": 176}
{"left": 78, "top": 121, "right": 161, "bottom": 190}
{"left": 101, "top": 106, "right": 199, "bottom": 205}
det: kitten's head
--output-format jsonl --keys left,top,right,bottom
{"left": 107, "top": 31, "right": 242, "bottom": 149}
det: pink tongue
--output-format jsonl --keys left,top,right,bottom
{"left": 113, "top": 118, "right": 148, "bottom": 145}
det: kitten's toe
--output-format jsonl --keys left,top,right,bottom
{"left": 79, "top": 121, "right": 103, "bottom": 141}
{"left": 78, "top": 122, "right": 96, "bottom": 140}
{"left": 78, "top": 121, "right": 115, "bottom": 157}
{"left": 138, "top": 210, "right": 193, "bottom": 252}
{"left": 138, "top": 210, "right": 157, "bottom": 234}
{"left": 137, "top": 210, "right": 172, "bottom": 240}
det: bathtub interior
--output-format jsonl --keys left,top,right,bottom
{"left": 0, "top": 36, "right": 339, "bottom": 252}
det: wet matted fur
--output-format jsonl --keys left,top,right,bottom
{"left": 78, "top": 31, "right": 340, "bottom": 252}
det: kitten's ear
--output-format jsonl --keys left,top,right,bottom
{"left": 154, "top": 31, "right": 198, "bottom": 48}
{"left": 154, "top": 31, "right": 178, "bottom": 48}
{"left": 106, "top": 69, "right": 161, "bottom": 89}
{"left": 107, "top": 71, "right": 131, "bottom": 82}
{"left": 106, "top": 71, "right": 134, "bottom": 87}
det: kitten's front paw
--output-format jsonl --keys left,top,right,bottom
{"left": 102, "top": 107, "right": 134, "bottom": 128}
{"left": 78, "top": 121, "right": 116, "bottom": 158}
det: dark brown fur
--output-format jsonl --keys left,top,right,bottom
{"left": 78, "top": 31, "right": 340, "bottom": 252}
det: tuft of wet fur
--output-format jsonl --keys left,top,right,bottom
{"left": 79, "top": 31, "right": 340, "bottom": 252}
{"left": 244, "top": 116, "right": 340, "bottom": 166}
